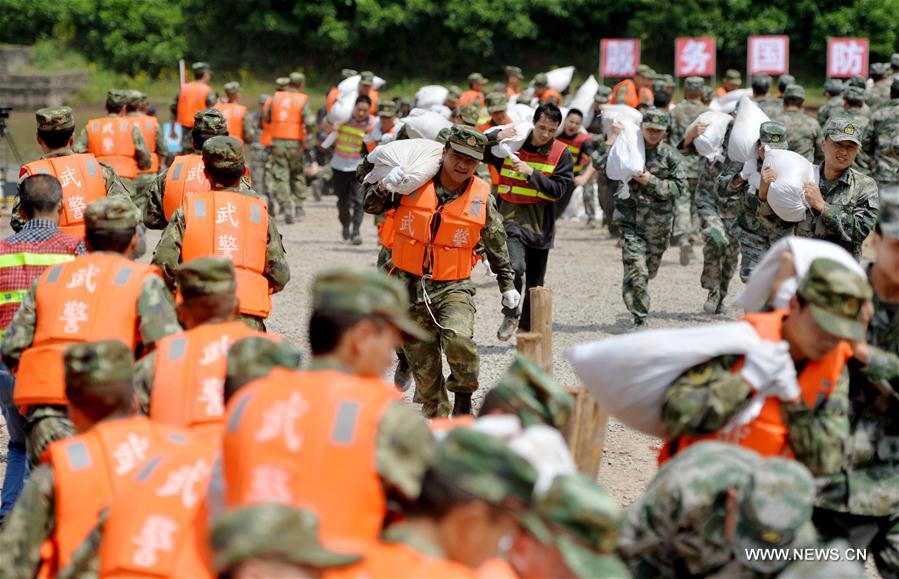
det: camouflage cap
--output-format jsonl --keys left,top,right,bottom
{"left": 84, "top": 197, "right": 139, "bottom": 231}
{"left": 258, "top": 93, "right": 270, "bottom": 105}
{"left": 202, "top": 135, "right": 245, "bottom": 172}
{"left": 684, "top": 76, "right": 705, "bottom": 91}
{"left": 64, "top": 339, "right": 133, "bottom": 391}
{"left": 533, "top": 73, "right": 549, "bottom": 88}
{"left": 289, "top": 72, "right": 305, "bottom": 85}
{"left": 701, "top": 86, "right": 716, "bottom": 102}
{"left": 431, "top": 427, "right": 537, "bottom": 507}
{"left": 641, "top": 108, "right": 668, "bottom": 130}
{"left": 798, "top": 258, "right": 872, "bottom": 341}
{"left": 635, "top": 64, "right": 656, "bottom": 78}
{"left": 447, "top": 124, "right": 487, "bottom": 160}
{"left": 341, "top": 68, "right": 358, "bottom": 79}
{"left": 660, "top": 74, "right": 675, "bottom": 88}
{"left": 275, "top": 77, "right": 289, "bottom": 88}
{"left": 192, "top": 61, "right": 211, "bottom": 74}
{"left": 848, "top": 75, "right": 867, "bottom": 88}
{"left": 211, "top": 505, "right": 361, "bottom": 573}
{"left": 398, "top": 96, "right": 414, "bottom": 107}
{"left": 823, "top": 116, "right": 862, "bottom": 146}
{"left": 651, "top": 79, "right": 667, "bottom": 94}
{"left": 456, "top": 104, "right": 480, "bottom": 126}
{"left": 312, "top": 268, "right": 429, "bottom": 341}
{"left": 871, "top": 62, "right": 891, "bottom": 77}
{"left": 377, "top": 101, "right": 397, "bottom": 117}
{"left": 733, "top": 458, "right": 816, "bottom": 573}
{"left": 193, "top": 108, "right": 229, "bottom": 137}
{"left": 759, "top": 121, "right": 788, "bottom": 149}
{"left": 824, "top": 78, "right": 844, "bottom": 94}
{"left": 486, "top": 92, "right": 508, "bottom": 113}
{"left": 223, "top": 81, "right": 240, "bottom": 95}
{"left": 725, "top": 69, "right": 742, "bottom": 82}
{"left": 844, "top": 84, "right": 866, "bottom": 103}
{"left": 124, "top": 89, "right": 143, "bottom": 108}
{"left": 505, "top": 65, "right": 524, "bottom": 80}
{"left": 106, "top": 89, "right": 127, "bottom": 110}
{"left": 777, "top": 74, "right": 795, "bottom": 90}
{"left": 225, "top": 336, "right": 302, "bottom": 400}
{"left": 467, "top": 72, "right": 488, "bottom": 85}
{"left": 782, "top": 84, "right": 806, "bottom": 101}
{"left": 359, "top": 71, "right": 375, "bottom": 86}
{"left": 435, "top": 127, "right": 451, "bottom": 144}
{"left": 447, "top": 85, "right": 462, "bottom": 99}
{"left": 892, "top": 77, "right": 899, "bottom": 94}
{"left": 177, "top": 256, "right": 236, "bottom": 299}
{"left": 490, "top": 355, "right": 573, "bottom": 430}
{"left": 594, "top": 85, "right": 612, "bottom": 103}
{"left": 751, "top": 74, "right": 772, "bottom": 91}
{"left": 534, "top": 473, "right": 627, "bottom": 578}
{"left": 138, "top": 92, "right": 149, "bottom": 106}
{"left": 36, "top": 106, "right": 75, "bottom": 131}
{"left": 878, "top": 188, "right": 899, "bottom": 238}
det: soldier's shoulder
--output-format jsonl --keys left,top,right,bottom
{"left": 848, "top": 169, "right": 879, "bottom": 193}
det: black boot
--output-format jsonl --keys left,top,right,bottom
{"left": 452, "top": 392, "right": 473, "bottom": 416}
{"left": 393, "top": 354, "right": 412, "bottom": 391}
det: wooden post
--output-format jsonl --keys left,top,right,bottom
{"left": 529, "top": 287, "right": 553, "bottom": 374}
{"left": 564, "top": 384, "right": 609, "bottom": 480}
{"left": 516, "top": 332, "right": 542, "bottom": 364}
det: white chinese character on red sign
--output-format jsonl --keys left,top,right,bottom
{"left": 67, "top": 263, "right": 101, "bottom": 293}
{"left": 828, "top": 38, "right": 868, "bottom": 78}
{"left": 248, "top": 464, "right": 293, "bottom": 504}
{"left": 216, "top": 202, "right": 239, "bottom": 227}
{"left": 197, "top": 377, "right": 225, "bottom": 416}
{"left": 255, "top": 392, "right": 308, "bottom": 452}
{"left": 156, "top": 459, "right": 211, "bottom": 508}
{"left": 398, "top": 214, "right": 415, "bottom": 236}
{"left": 58, "top": 166, "right": 82, "bottom": 188}
{"left": 186, "top": 166, "right": 203, "bottom": 183}
{"left": 101, "top": 121, "right": 115, "bottom": 135}
{"left": 67, "top": 195, "right": 86, "bottom": 220}
{"left": 215, "top": 234, "right": 239, "bottom": 259}
{"left": 132, "top": 515, "right": 178, "bottom": 568}
{"left": 748, "top": 36, "right": 788, "bottom": 75}
{"left": 102, "top": 137, "right": 115, "bottom": 154}
{"left": 677, "top": 38, "right": 715, "bottom": 76}
{"left": 199, "top": 335, "right": 232, "bottom": 366}
{"left": 60, "top": 300, "right": 89, "bottom": 333}
{"left": 602, "top": 40, "right": 639, "bottom": 77}
{"left": 113, "top": 433, "right": 150, "bottom": 475}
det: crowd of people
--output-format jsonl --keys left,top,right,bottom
{"left": 0, "top": 52, "right": 896, "bottom": 577}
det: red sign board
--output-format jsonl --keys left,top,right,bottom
{"left": 827, "top": 38, "right": 869, "bottom": 78}
{"left": 600, "top": 39, "right": 640, "bottom": 78}
{"left": 747, "top": 35, "right": 789, "bottom": 75}
{"left": 675, "top": 37, "right": 716, "bottom": 77}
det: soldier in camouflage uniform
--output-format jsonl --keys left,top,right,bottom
{"left": 620, "top": 441, "right": 865, "bottom": 578}
{"left": 263, "top": 77, "right": 290, "bottom": 204}
{"left": 152, "top": 136, "right": 290, "bottom": 331}
{"left": 212, "top": 504, "right": 361, "bottom": 577}
{"left": 661, "top": 259, "right": 872, "bottom": 477}
{"left": 721, "top": 121, "right": 793, "bottom": 282}
{"left": 363, "top": 126, "right": 518, "bottom": 418}
{"left": 868, "top": 63, "right": 893, "bottom": 111}
{"left": 595, "top": 109, "right": 687, "bottom": 326}
{"left": 779, "top": 85, "right": 823, "bottom": 163}
{"left": 796, "top": 117, "right": 880, "bottom": 260}
{"left": 751, "top": 74, "right": 781, "bottom": 119}
{"left": 11, "top": 107, "right": 137, "bottom": 232}
{"left": 584, "top": 86, "right": 613, "bottom": 230}
{"left": 265, "top": 72, "right": 316, "bottom": 222}
{"left": 248, "top": 93, "right": 269, "bottom": 197}
{"left": 862, "top": 77, "right": 899, "bottom": 196}
{"left": 814, "top": 193, "right": 899, "bottom": 577}
{"left": 669, "top": 76, "right": 708, "bottom": 266}
{"left": 478, "top": 354, "right": 573, "bottom": 430}
{"left": 834, "top": 85, "right": 873, "bottom": 176}
{"left": 817, "top": 78, "right": 844, "bottom": 127}
{"left": 124, "top": 90, "right": 167, "bottom": 211}
{"left": 0, "top": 198, "right": 180, "bottom": 467}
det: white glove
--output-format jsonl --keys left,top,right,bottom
{"left": 740, "top": 340, "right": 792, "bottom": 391}
{"left": 772, "top": 277, "right": 799, "bottom": 310}
{"left": 381, "top": 166, "right": 406, "bottom": 191}
{"left": 739, "top": 159, "right": 755, "bottom": 181}
{"left": 502, "top": 289, "right": 521, "bottom": 310}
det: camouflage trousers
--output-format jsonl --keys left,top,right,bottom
{"left": 583, "top": 181, "right": 597, "bottom": 222}
{"left": 698, "top": 204, "right": 740, "bottom": 295}
{"left": 120, "top": 177, "right": 138, "bottom": 201}
{"left": 249, "top": 144, "right": 268, "bottom": 197}
{"left": 813, "top": 508, "right": 899, "bottom": 578}
{"left": 267, "top": 145, "right": 307, "bottom": 209}
{"left": 25, "top": 406, "right": 74, "bottom": 467}
{"left": 620, "top": 221, "right": 672, "bottom": 322}
{"left": 241, "top": 314, "right": 266, "bottom": 332}
{"left": 734, "top": 226, "right": 790, "bottom": 283}
{"left": 403, "top": 285, "right": 478, "bottom": 418}
{"left": 673, "top": 177, "right": 699, "bottom": 244}
{"left": 133, "top": 173, "right": 158, "bottom": 217}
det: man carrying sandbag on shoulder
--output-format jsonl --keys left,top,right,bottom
{"left": 362, "top": 125, "right": 518, "bottom": 418}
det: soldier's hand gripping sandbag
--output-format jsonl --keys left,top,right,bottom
{"left": 363, "top": 139, "right": 444, "bottom": 195}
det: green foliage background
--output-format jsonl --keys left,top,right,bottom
{"left": 2, "top": 0, "right": 897, "bottom": 80}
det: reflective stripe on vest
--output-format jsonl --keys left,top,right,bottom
{"left": 23, "top": 154, "right": 106, "bottom": 239}
{"left": 334, "top": 123, "right": 369, "bottom": 159}
{"left": 496, "top": 139, "right": 566, "bottom": 204}
{"left": 558, "top": 132, "right": 590, "bottom": 174}
{"left": 0, "top": 252, "right": 75, "bottom": 268}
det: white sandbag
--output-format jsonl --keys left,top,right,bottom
{"left": 565, "top": 322, "right": 764, "bottom": 438}
{"left": 554, "top": 106, "right": 570, "bottom": 137}
{"left": 402, "top": 109, "right": 453, "bottom": 141}
{"left": 327, "top": 91, "right": 357, "bottom": 124}
{"left": 762, "top": 149, "right": 815, "bottom": 222}
{"left": 362, "top": 139, "right": 444, "bottom": 195}
{"left": 600, "top": 105, "right": 643, "bottom": 139}
{"left": 544, "top": 66, "right": 575, "bottom": 92}
{"left": 735, "top": 237, "right": 866, "bottom": 313}
{"left": 560, "top": 186, "right": 586, "bottom": 221}
{"left": 605, "top": 121, "right": 644, "bottom": 196}
{"left": 428, "top": 104, "right": 452, "bottom": 119}
{"left": 508, "top": 426, "right": 577, "bottom": 496}
{"left": 337, "top": 74, "right": 386, "bottom": 94}
{"left": 569, "top": 75, "right": 599, "bottom": 115}
{"left": 508, "top": 104, "right": 536, "bottom": 125}
{"left": 689, "top": 111, "right": 732, "bottom": 161}
{"left": 710, "top": 88, "right": 753, "bottom": 114}
{"left": 416, "top": 85, "right": 449, "bottom": 109}
{"left": 728, "top": 96, "right": 770, "bottom": 163}
{"left": 490, "top": 122, "right": 533, "bottom": 158}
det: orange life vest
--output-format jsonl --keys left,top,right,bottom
{"left": 477, "top": 558, "right": 519, "bottom": 578}
{"left": 150, "top": 321, "right": 268, "bottom": 439}
{"left": 556, "top": 131, "right": 592, "bottom": 174}
{"left": 497, "top": 139, "right": 567, "bottom": 204}
{"left": 223, "top": 367, "right": 399, "bottom": 543}
{"left": 609, "top": 79, "right": 653, "bottom": 109}
{"left": 326, "top": 539, "right": 476, "bottom": 579}
{"left": 326, "top": 87, "right": 340, "bottom": 112}
{"left": 378, "top": 209, "right": 396, "bottom": 249}
{"left": 214, "top": 102, "right": 248, "bottom": 143}
{"left": 163, "top": 154, "right": 211, "bottom": 220}
{"left": 260, "top": 97, "right": 273, "bottom": 147}
{"left": 269, "top": 90, "right": 308, "bottom": 141}
{"left": 715, "top": 87, "right": 727, "bottom": 97}
{"left": 14, "top": 254, "right": 155, "bottom": 408}
{"left": 659, "top": 311, "right": 853, "bottom": 462}
{"left": 362, "top": 89, "right": 380, "bottom": 115}
{"left": 538, "top": 88, "right": 563, "bottom": 105}
{"left": 334, "top": 121, "right": 372, "bottom": 161}
{"left": 86, "top": 117, "right": 139, "bottom": 179}
{"left": 181, "top": 190, "right": 271, "bottom": 318}
{"left": 458, "top": 90, "right": 485, "bottom": 109}
{"left": 505, "top": 87, "right": 521, "bottom": 99}
{"left": 38, "top": 417, "right": 193, "bottom": 578}
{"left": 20, "top": 154, "right": 106, "bottom": 239}
{"left": 98, "top": 441, "right": 218, "bottom": 579}
{"left": 129, "top": 115, "right": 161, "bottom": 174}
{"left": 177, "top": 82, "right": 212, "bottom": 128}
{"left": 429, "top": 415, "right": 476, "bottom": 433}
{"left": 477, "top": 118, "right": 511, "bottom": 187}
{"left": 391, "top": 177, "right": 489, "bottom": 281}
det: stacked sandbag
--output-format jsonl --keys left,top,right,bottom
{"left": 728, "top": 96, "right": 770, "bottom": 162}
{"left": 568, "top": 75, "right": 600, "bottom": 114}
{"left": 710, "top": 88, "right": 753, "bottom": 114}
{"left": 688, "top": 111, "right": 732, "bottom": 161}
{"left": 490, "top": 122, "right": 533, "bottom": 158}
{"left": 327, "top": 92, "right": 357, "bottom": 124}
{"left": 600, "top": 105, "right": 643, "bottom": 138}
{"left": 761, "top": 149, "right": 815, "bottom": 222}
{"left": 362, "top": 139, "right": 444, "bottom": 195}
{"left": 416, "top": 85, "right": 449, "bottom": 109}
{"left": 338, "top": 73, "right": 387, "bottom": 93}
{"left": 605, "top": 120, "right": 644, "bottom": 196}
{"left": 508, "top": 104, "right": 536, "bottom": 125}
{"left": 402, "top": 108, "right": 453, "bottom": 140}
{"left": 544, "top": 66, "right": 576, "bottom": 92}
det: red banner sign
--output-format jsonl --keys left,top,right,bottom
{"left": 827, "top": 38, "right": 869, "bottom": 78}
{"left": 600, "top": 39, "right": 640, "bottom": 78}
{"left": 675, "top": 37, "right": 716, "bottom": 77}
{"left": 747, "top": 35, "right": 789, "bottom": 75}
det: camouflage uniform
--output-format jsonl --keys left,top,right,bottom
{"left": 171, "top": 62, "right": 218, "bottom": 153}
{"left": 723, "top": 121, "right": 794, "bottom": 282}
{"left": 248, "top": 94, "right": 270, "bottom": 198}
{"left": 263, "top": 77, "right": 290, "bottom": 202}
{"left": 867, "top": 64, "right": 892, "bottom": 111}
{"left": 265, "top": 72, "right": 317, "bottom": 217}
{"left": 481, "top": 354, "right": 573, "bottom": 429}
{"left": 585, "top": 86, "right": 612, "bottom": 229}
{"left": 795, "top": 117, "right": 880, "bottom": 261}
{"left": 620, "top": 441, "right": 864, "bottom": 578}
{"left": 862, "top": 80, "right": 899, "bottom": 194}
{"left": 595, "top": 109, "right": 687, "bottom": 325}
{"left": 833, "top": 86, "right": 873, "bottom": 176}
{"left": 0, "top": 199, "right": 181, "bottom": 467}
{"left": 363, "top": 127, "right": 516, "bottom": 418}
{"left": 661, "top": 259, "right": 872, "bottom": 477}
{"left": 151, "top": 136, "right": 290, "bottom": 331}
{"left": 817, "top": 79, "right": 844, "bottom": 127}
{"left": 778, "top": 85, "right": 823, "bottom": 163}
{"left": 668, "top": 77, "right": 707, "bottom": 252}
{"left": 124, "top": 91, "right": 168, "bottom": 213}
{"left": 11, "top": 107, "right": 137, "bottom": 232}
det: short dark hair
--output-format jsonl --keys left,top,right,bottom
{"left": 20, "top": 174, "right": 62, "bottom": 218}
{"left": 478, "top": 388, "right": 516, "bottom": 418}
{"left": 106, "top": 102, "right": 124, "bottom": 115}
{"left": 355, "top": 95, "right": 372, "bottom": 107}
{"left": 566, "top": 108, "right": 583, "bottom": 120}
{"left": 192, "top": 132, "right": 215, "bottom": 152}
{"left": 206, "top": 167, "right": 244, "bottom": 188}
{"left": 66, "top": 380, "right": 134, "bottom": 422}
{"left": 193, "top": 70, "right": 206, "bottom": 81}
{"left": 784, "top": 97, "right": 804, "bottom": 107}
{"left": 37, "top": 128, "right": 75, "bottom": 150}
{"left": 533, "top": 103, "right": 563, "bottom": 125}
{"left": 308, "top": 310, "right": 386, "bottom": 355}
{"left": 892, "top": 85, "right": 899, "bottom": 100}
{"left": 405, "top": 468, "right": 506, "bottom": 521}
{"left": 653, "top": 92, "right": 672, "bottom": 109}
{"left": 85, "top": 227, "right": 135, "bottom": 253}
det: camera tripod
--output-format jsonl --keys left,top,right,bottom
{"left": 0, "top": 114, "right": 23, "bottom": 207}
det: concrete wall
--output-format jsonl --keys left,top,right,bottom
{"left": 0, "top": 45, "right": 89, "bottom": 108}
{"left": 0, "top": 45, "right": 33, "bottom": 74}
